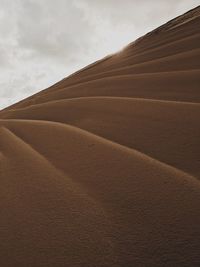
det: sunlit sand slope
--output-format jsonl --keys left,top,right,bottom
{"left": 0, "top": 6, "right": 200, "bottom": 267}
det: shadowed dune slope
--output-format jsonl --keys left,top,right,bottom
{"left": 0, "top": 6, "right": 200, "bottom": 267}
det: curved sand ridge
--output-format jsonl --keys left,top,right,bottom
{"left": 0, "top": 6, "right": 200, "bottom": 267}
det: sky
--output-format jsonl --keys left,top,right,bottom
{"left": 0, "top": 0, "right": 199, "bottom": 109}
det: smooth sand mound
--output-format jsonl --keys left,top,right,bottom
{"left": 0, "top": 6, "right": 200, "bottom": 267}
{"left": 1, "top": 97, "right": 200, "bottom": 176}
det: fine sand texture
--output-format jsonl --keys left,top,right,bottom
{"left": 0, "top": 6, "right": 200, "bottom": 267}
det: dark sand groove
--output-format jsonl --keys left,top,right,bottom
{"left": 1, "top": 69, "right": 199, "bottom": 111}
{"left": 0, "top": 6, "right": 200, "bottom": 267}
{"left": 0, "top": 118, "right": 195, "bottom": 176}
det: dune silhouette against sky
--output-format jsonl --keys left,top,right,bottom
{"left": 0, "top": 0, "right": 199, "bottom": 110}
{"left": 0, "top": 5, "right": 200, "bottom": 267}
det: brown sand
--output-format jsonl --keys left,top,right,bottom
{"left": 0, "top": 6, "right": 200, "bottom": 267}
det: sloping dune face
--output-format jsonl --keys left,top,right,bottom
{"left": 0, "top": 6, "right": 200, "bottom": 267}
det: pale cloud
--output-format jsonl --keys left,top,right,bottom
{"left": 16, "top": 0, "right": 94, "bottom": 62}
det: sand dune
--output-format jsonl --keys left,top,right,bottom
{"left": 0, "top": 6, "right": 200, "bottom": 267}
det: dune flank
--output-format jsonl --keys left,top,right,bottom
{"left": 0, "top": 6, "right": 200, "bottom": 267}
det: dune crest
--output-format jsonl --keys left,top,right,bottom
{"left": 0, "top": 6, "right": 200, "bottom": 267}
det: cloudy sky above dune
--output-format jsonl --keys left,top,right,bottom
{"left": 0, "top": 0, "right": 199, "bottom": 109}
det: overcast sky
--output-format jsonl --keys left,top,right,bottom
{"left": 0, "top": 0, "right": 199, "bottom": 109}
